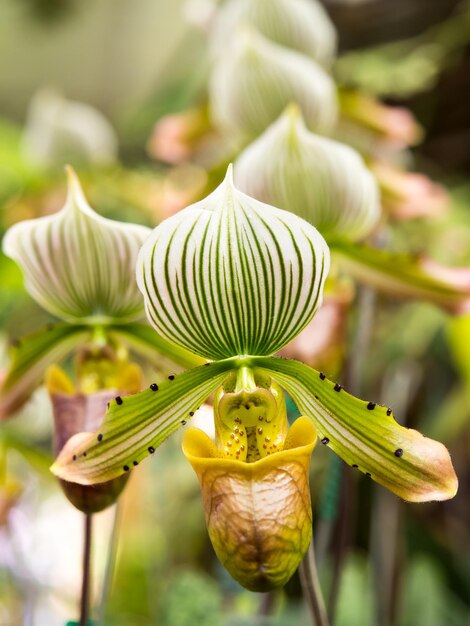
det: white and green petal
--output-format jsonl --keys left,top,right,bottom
{"left": 331, "top": 239, "right": 470, "bottom": 312}
{"left": 2, "top": 167, "right": 151, "bottom": 323}
{"left": 209, "top": 0, "right": 337, "bottom": 67}
{"left": 234, "top": 106, "right": 381, "bottom": 241}
{"left": 137, "top": 166, "right": 330, "bottom": 360}
{"left": 51, "top": 360, "right": 237, "bottom": 484}
{"left": 253, "top": 357, "right": 458, "bottom": 502}
{"left": 209, "top": 28, "right": 338, "bottom": 143}
{"left": 0, "top": 323, "right": 92, "bottom": 419}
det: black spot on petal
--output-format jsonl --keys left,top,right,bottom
{"left": 367, "top": 402, "right": 376, "bottom": 411}
{"left": 115, "top": 396, "right": 123, "bottom": 405}
{"left": 321, "top": 437, "right": 329, "bottom": 445}
{"left": 181, "top": 420, "right": 187, "bottom": 425}
{"left": 352, "top": 464, "right": 358, "bottom": 468}
{"left": 366, "top": 472, "right": 371, "bottom": 477}
{"left": 387, "top": 408, "right": 392, "bottom": 416}
{"left": 319, "top": 372, "right": 326, "bottom": 380}
{"left": 123, "top": 465, "right": 129, "bottom": 472}
{"left": 72, "top": 455, "right": 77, "bottom": 461}
{"left": 394, "top": 448, "right": 403, "bottom": 458}
{"left": 148, "top": 446, "right": 155, "bottom": 454}
{"left": 97, "top": 434, "right": 103, "bottom": 442}
{"left": 150, "top": 383, "right": 158, "bottom": 391}
{"left": 168, "top": 375, "right": 175, "bottom": 381}
{"left": 189, "top": 411, "right": 194, "bottom": 416}
{"left": 133, "top": 461, "right": 139, "bottom": 466}
{"left": 334, "top": 383, "right": 342, "bottom": 392}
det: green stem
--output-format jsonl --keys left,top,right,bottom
{"left": 300, "top": 541, "right": 330, "bottom": 626}
{"left": 79, "top": 514, "right": 93, "bottom": 626}
{"left": 327, "top": 284, "right": 377, "bottom": 623}
{"left": 96, "top": 502, "right": 122, "bottom": 625}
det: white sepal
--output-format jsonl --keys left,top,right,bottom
{"left": 137, "top": 166, "right": 330, "bottom": 360}
{"left": 235, "top": 106, "right": 380, "bottom": 241}
{"left": 3, "top": 168, "right": 151, "bottom": 323}
{"left": 209, "top": 0, "right": 337, "bottom": 67}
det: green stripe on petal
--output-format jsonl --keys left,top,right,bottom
{"left": 137, "top": 166, "right": 330, "bottom": 360}
{"left": 50, "top": 359, "right": 237, "bottom": 485}
{"left": 0, "top": 323, "right": 91, "bottom": 419}
{"left": 2, "top": 167, "right": 151, "bottom": 323}
{"left": 253, "top": 357, "right": 458, "bottom": 502}
{"left": 332, "top": 239, "right": 470, "bottom": 311}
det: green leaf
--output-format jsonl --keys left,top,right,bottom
{"left": 137, "top": 166, "right": 330, "bottom": 360}
{"left": 0, "top": 323, "right": 91, "bottom": 419}
{"left": 2, "top": 167, "right": 151, "bottom": 323}
{"left": 331, "top": 239, "right": 470, "bottom": 311}
{"left": 108, "top": 323, "right": 205, "bottom": 372}
{"left": 51, "top": 360, "right": 237, "bottom": 484}
{"left": 253, "top": 356, "right": 458, "bottom": 502}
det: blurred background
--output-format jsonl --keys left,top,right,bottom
{"left": 0, "top": 1, "right": 469, "bottom": 625}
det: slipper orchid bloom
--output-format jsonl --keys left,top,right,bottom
{"left": 52, "top": 168, "right": 457, "bottom": 590}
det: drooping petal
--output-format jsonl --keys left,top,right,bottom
{"left": 331, "top": 239, "right": 470, "bottom": 312}
{"left": 183, "top": 417, "right": 317, "bottom": 591}
{"left": 50, "top": 359, "right": 236, "bottom": 484}
{"left": 209, "top": 0, "right": 337, "bottom": 67}
{"left": 234, "top": 106, "right": 381, "bottom": 241}
{"left": 0, "top": 323, "right": 91, "bottom": 419}
{"left": 137, "top": 166, "right": 330, "bottom": 360}
{"left": 2, "top": 167, "right": 151, "bottom": 322}
{"left": 252, "top": 357, "right": 458, "bottom": 502}
{"left": 209, "top": 28, "right": 338, "bottom": 142}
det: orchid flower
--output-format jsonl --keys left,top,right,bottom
{"left": 52, "top": 168, "right": 457, "bottom": 591}
{"left": 234, "top": 107, "right": 470, "bottom": 312}
{"left": 0, "top": 167, "right": 202, "bottom": 418}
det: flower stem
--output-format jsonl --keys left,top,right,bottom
{"left": 327, "top": 284, "right": 377, "bottom": 623}
{"left": 300, "top": 540, "right": 330, "bottom": 626}
{"left": 97, "top": 502, "right": 122, "bottom": 625}
{"left": 79, "top": 513, "right": 93, "bottom": 626}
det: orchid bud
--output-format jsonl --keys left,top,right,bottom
{"left": 209, "top": 28, "right": 337, "bottom": 142}
{"left": 183, "top": 416, "right": 317, "bottom": 591}
{"left": 137, "top": 165, "right": 330, "bottom": 360}
{"left": 3, "top": 167, "right": 151, "bottom": 323}
{"left": 234, "top": 106, "right": 380, "bottom": 241}
{"left": 209, "top": 0, "right": 337, "bottom": 67}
